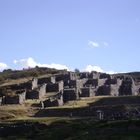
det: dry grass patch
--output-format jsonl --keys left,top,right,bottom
{"left": 0, "top": 105, "right": 28, "bottom": 121}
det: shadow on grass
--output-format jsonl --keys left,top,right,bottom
{"left": 34, "top": 96, "right": 140, "bottom": 117}
{"left": 1, "top": 119, "right": 140, "bottom": 140}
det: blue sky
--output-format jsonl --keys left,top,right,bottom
{"left": 0, "top": 0, "right": 140, "bottom": 73}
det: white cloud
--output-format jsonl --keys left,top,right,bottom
{"left": 85, "top": 65, "right": 104, "bottom": 73}
{"left": 88, "top": 41, "right": 99, "bottom": 48}
{"left": 107, "top": 71, "right": 117, "bottom": 74}
{"left": 88, "top": 41, "right": 109, "bottom": 48}
{"left": 85, "top": 65, "right": 117, "bottom": 74}
{"left": 0, "top": 62, "right": 8, "bottom": 71}
{"left": 13, "top": 57, "right": 69, "bottom": 70}
{"left": 103, "top": 42, "right": 109, "bottom": 47}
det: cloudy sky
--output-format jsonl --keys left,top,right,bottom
{"left": 0, "top": 0, "right": 140, "bottom": 73}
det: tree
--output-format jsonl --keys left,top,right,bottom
{"left": 74, "top": 68, "right": 80, "bottom": 73}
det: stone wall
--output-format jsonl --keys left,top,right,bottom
{"left": 80, "top": 72, "right": 89, "bottom": 79}
{"left": 80, "top": 87, "right": 95, "bottom": 97}
{"left": 105, "top": 78, "right": 117, "bottom": 85}
{"left": 80, "top": 72, "right": 99, "bottom": 79}
{"left": 18, "top": 91, "right": 26, "bottom": 104}
{"left": 32, "top": 78, "right": 38, "bottom": 90}
{"left": 4, "top": 96, "right": 20, "bottom": 104}
{"left": 96, "top": 85, "right": 111, "bottom": 96}
{"left": 2, "top": 90, "right": 26, "bottom": 105}
{"left": 1, "top": 71, "right": 140, "bottom": 106}
{"left": 39, "top": 84, "right": 46, "bottom": 98}
{"left": 38, "top": 76, "right": 56, "bottom": 85}
{"left": 98, "top": 79, "right": 107, "bottom": 86}
{"left": 42, "top": 93, "right": 63, "bottom": 107}
{"left": 67, "top": 79, "right": 84, "bottom": 89}
{"left": 4, "top": 95, "right": 23, "bottom": 105}
{"left": 89, "top": 71, "right": 100, "bottom": 79}
{"left": 55, "top": 72, "right": 78, "bottom": 82}
{"left": 119, "top": 77, "right": 134, "bottom": 96}
{"left": 5, "top": 82, "right": 32, "bottom": 91}
{"left": 46, "top": 81, "right": 64, "bottom": 92}
{"left": 0, "top": 97, "right": 2, "bottom": 105}
{"left": 63, "top": 88, "right": 79, "bottom": 103}
{"left": 26, "top": 90, "right": 40, "bottom": 99}
{"left": 43, "top": 99, "right": 60, "bottom": 107}
{"left": 84, "top": 79, "right": 98, "bottom": 88}
{"left": 99, "top": 73, "right": 110, "bottom": 79}
{"left": 110, "top": 85, "right": 119, "bottom": 96}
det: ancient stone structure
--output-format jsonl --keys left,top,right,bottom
{"left": 80, "top": 71, "right": 99, "bottom": 79}
{"left": 80, "top": 87, "right": 95, "bottom": 97}
{"left": 66, "top": 79, "right": 84, "bottom": 89}
{"left": 2, "top": 90, "right": 26, "bottom": 105}
{"left": 98, "top": 79, "right": 107, "bottom": 87}
{"left": 42, "top": 92, "right": 63, "bottom": 107}
{"left": 105, "top": 77, "right": 117, "bottom": 85}
{"left": 1, "top": 70, "right": 140, "bottom": 106}
{"left": 63, "top": 88, "right": 80, "bottom": 103}
{"left": 84, "top": 79, "right": 98, "bottom": 88}
{"left": 0, "top": 97, "right": 2, "bottom": 105}
{"left": 0, "top": 80, "right": 37, "bottom": 93}
{"left": 39, "top": 84, "right": 46, "bottom": 97}
{"left": 99, "top": 73, "right": 110, "bottom": 79}
{"left": 96, "top": 85, "right": 111, "bottom": 96}
{"left": 26, "top": 90, "right": 40, "bottom": 99}
{"left": 4, "top": 94, "right": 25, "bottom": 104}
{"left": 26, "top": 85, "right": 46, "bottom": 99}
{"left": 55, "top": 72, "right": 78, "bottom": 82}
{"left": 80, "top": 72, "right": 89, "bottom": 79}
{"left": 32, "top": 78, "right": 38, "bottom": 90}
{"left": 89, "top": 71, "right": 100, "bottom": 79}
{"left": 38, "top": 76, "right": 56, "bottom": 85}
{"left": 107, "top": 78, "right": 123, "bottom": 96}
{"left": 18, "top": 91, "right": 26, "bottom": 104}
{"left": 110, "top": 85, "right": 119, "bottom": 96}
{"left": 119, "top": 76, "right": 137, "bottom": 96}
{"left": 46, "top": 81, "right": 64, "bottom": 93}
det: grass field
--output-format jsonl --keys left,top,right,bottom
{"left": 1, "top": 96, "right": 140, "bottom": 121}
{"left": 1, "top": 119, "right": 140, "bottom": 140}
{"left": 1, "top": 96, "right": 140, "bottom": 139}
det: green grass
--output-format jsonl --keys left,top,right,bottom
{"left": 1, "top": 119, "right": 140, "bottom": 140}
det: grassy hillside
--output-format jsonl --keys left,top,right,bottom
{"left": 0, "top": 67, "right": 66, "bottom": 85}
{"left": 0, "top": 69, "right": 140, "bottom": 139}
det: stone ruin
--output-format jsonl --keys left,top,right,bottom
{"left": 42, "top": 92, "right": 63, "bottom": 108}
{"left": 32, "top": 78, "right": 38, "bottom": 90}
{"left": 46, "top": 81, "right": 64, "bottom": 93}
{"left": 0, "top": 71, "right": 140, "bottom": 108}
{"left": 38, "top": 76, "right": 56, "bottom": 85}
{"left": 63, "top": 88, "right": 80, "bottom": 103}
{"left": 56, "top": 72, "right": 78, "bottom": 81}
{"left": 26, "top": 84, "right": 46, "bottom": 100}
{"left": 0, "top": 97, "right": 2, "bottom": 106}
{"left": 2, "top": 90, "right": 26, "bottom": 105}
{"left": 26, "top": 90, "right": 40, "bottom": 99}
{"left": 84, "top": 79, "right": 98, "bottom": 88}
{"left": 96, "top": 85, "right": 111, "bottom": 96}
{"left": 119, "top": 76, "right": 137, "bottom": 96}
{"left": 80, "top": 87, "right": 95, "bottom": 97}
